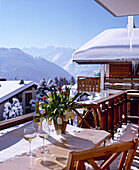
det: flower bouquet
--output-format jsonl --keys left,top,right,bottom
{"left": 42, "top": 86, "right": 82, "bottom": 134}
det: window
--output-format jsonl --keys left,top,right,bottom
{"left": 25, "top": 93, "right": 32, "bottom": 106}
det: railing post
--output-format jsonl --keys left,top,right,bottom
{"left": 77, "top": 77, "right": 79, "bottom": 92}
{"left": 125, "top": 93, "right": 127, "bottom": 124}
{"left": 111, "top": 99, "right": 114, "bottom": 139}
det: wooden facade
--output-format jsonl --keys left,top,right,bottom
{"left": 109, "top": 63, "right": 139, "bottom": 78}
{"left": 77, "top": 63, "right": 139, "bottom": 92}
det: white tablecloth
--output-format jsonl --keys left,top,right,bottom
{"left": 0, "top": 121, "right": 83, "bottom": 162}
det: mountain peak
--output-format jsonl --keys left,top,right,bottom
{"left": 0, "top": 47, "right": 72, "bottom": 82}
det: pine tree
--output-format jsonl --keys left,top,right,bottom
{"left": 36, "top": 78, "right": 49, "bottom": 102}
{"left": 63, "top": 77, "right": 68, "bottom": 85}
{"left": 54, "top": 77, "right": 59, "bottom": 86}
{"left": 70, "top": 76, "right": 76, "bottom": 85}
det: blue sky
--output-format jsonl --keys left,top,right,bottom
{"left": 0, "top": 0, "right": 139, "bottom": 50}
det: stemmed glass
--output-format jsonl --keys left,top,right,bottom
{"left": 38, "top": 120, "right": 50, "bottom": 153}
{"left": 24, "top": 127, "right": 36, "bottom": 156}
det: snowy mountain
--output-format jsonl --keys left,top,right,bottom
{"left": 23, "top": 46, "right": 100, "bottom": 78}
{"left": 23, "top": 46, "right": 75, "bottom": 68}
{"left": 0, "top": 48, "right": 72, "bottom": 82}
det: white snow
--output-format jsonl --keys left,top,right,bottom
{"left": 3, "top": 98, "right": 23, "bottom": 120}
{"left": 73, "top": 28, "right": 139, "bottom": 62}
{"left": 52, "top": 52, "right": 62, "bottom": 62}
{"left": 0, "top": 80, "right": 32, "bottom": 99}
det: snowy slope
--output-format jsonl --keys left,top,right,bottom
{"left": 0, "top": 48, "right": 72, "bottom": 82}
{"left": 23, "top": 46, "right": 75, "bottom": 68}
{"left": 23, "top": 46, "right": 100, "bottom": 77}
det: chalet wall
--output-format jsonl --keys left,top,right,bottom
{"left": 110, "top": 63, "right": 139, "bottom": 77}
{"left": 110, "top": 64, "right": 131, "bottom": 77}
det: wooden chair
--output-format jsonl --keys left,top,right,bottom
{"left": 66, "top": 138, "right": 138, "bottom": 170}
{"left": 74, "top": 103, "right": 103, "bottom": 129}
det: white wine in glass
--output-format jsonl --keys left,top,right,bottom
{"left": 38, "top": 121, "right": 50, "bottom": 153}
{"left": 39, "top": 133, "right": 49, "bottom": 139}
{"left": 24, "top": 127, "right": 36, "bottom": 156}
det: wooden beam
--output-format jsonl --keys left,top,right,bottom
{"left": 0, "top": 113, "right": 34, "bottom": 130}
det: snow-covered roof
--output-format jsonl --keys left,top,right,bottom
{"left": 0, "top": 81, "right": 37, "bottom": 104}
{"left": 72, "top": 28, "right": 139, "bottom": 64}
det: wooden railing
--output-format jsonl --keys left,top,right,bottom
{"left": 77, "top": 76, "right": 100, "bottom": 92}
{"left": 74, "top": 90, "right": 139, "bottom": 138}
{"left": 127, "top": 90, "right": 139, "bottom": 124}
{"left": 77, "top": 76, "right": 139, "bottom": 93}
{"left": 74, "top": 91, "right": 128, "bottom": 138}
{"left": 0, "top": 113, "right": 34, "bottom": 130}
{"left": 104, "top": 77, "right": 139, "bottom": 90}
{"left": 95, "top": 91, "right": 127, "bottom": 137}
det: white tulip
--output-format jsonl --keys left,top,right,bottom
{"left": 47, "top": 120, "right": 52, "bottom": 125}
{"left": 57, "top": 117, "right": 62, "bottom": 124}
{"left": 41, "top": 109, "right": 46, "bottom": 114}
{"left": 39, "top": 106, "right": 42, "bottom": 110}
{"left": 69, "top": 97, "right": 72, "bottom": 102}
{"left": 47, "top": 92, "right": 52, "bottom": 98}
{"left": 48, "top": 98, "right": 52, "bottom": 102}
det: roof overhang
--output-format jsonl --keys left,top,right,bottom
{"left": 94, "top": 0, "right": 139, "bottom": 17}
{"left": 72, "top": 28, "right": 139, "bottom": 64}
{"left": 73, "top": 60, "right": 133, "bottom": 65}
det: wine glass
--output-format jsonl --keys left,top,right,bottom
{"left": 38, "top": 120, "right": 50, "bottom": 153}
{"left": 24, "top": 127, "right": 36, "bottom": 156}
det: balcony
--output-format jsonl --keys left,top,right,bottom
{"left": 77, "top": 76, "right": 100, "bottom": 93}
{"left": 104, "top": 77, "right": 139, "bottom": 90}
{"left": 77, "top": 76, "right": 139, "bottom": 92}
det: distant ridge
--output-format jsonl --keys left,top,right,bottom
{"left": 23, "top": 46, "right": 100, "bottom": 78}
{"left": 0, "top": 48, "right": 72, "bottom": 82}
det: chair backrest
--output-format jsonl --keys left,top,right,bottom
{"left": 66, "top": 138, "right": 138, "bottom": 170}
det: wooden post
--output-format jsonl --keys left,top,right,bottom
{"left": 92, "top": 108, "right": 98, "bottom": 129}
{"left": 119, "top": 96, "right": 122, "bottom": 127}
{"left": 108, "top": 100, "right": 112, "bottom": 131}
{"left": 125, "top": 93, "right": 127, "bottom": 124}
{"left": 111, "top": 99, "right": 114, "bottom": 139}
{"left": 100, "top": 64, "right": 105, "bottom": 90}
{"left": 77, "top": 77, "right": 79, "bottom": 91}
{"left": 106, "top": 64, "right": 109, "bottom": 77}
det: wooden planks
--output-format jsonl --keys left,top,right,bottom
{"left": 77, "top": 76, "right": 100, "bottom": 92}
{"left": 0, "top": 113, "right": 34, "bottom": 130}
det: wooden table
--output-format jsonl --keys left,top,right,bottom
{"left": 0, "top": 122, "right": 111, "bottom": 170}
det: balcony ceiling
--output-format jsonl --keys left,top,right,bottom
{"left": 94, "top": 0, "right": 139, "bottom": 17}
